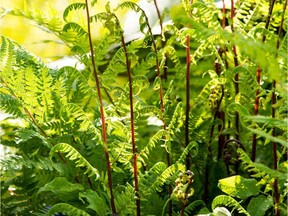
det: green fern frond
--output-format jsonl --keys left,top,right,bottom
{"left": 79, "top": 189, "right": 108, "bottom": 216}
{"left": 114, "top": 184, "right": 136, "bottom": 215}
{"left": 9, "top": 3, "right": 63, "bottom": 33}
{"left": 140, "top": 130, "right": 167, "bottom": 159}
{"left": 148, "top": 163, "right": 185, "bottom": 193}
{"left": 62, "top": 22, "right": 88, "bottom": 37}
{"left": 0, "top": 93, "right": 24, "bottom": 118}
{"left": 237, "top": 148, "right": 286, "bottom": 181}
{"left": 159, "top": 46, "right": 181, "bottom": 71}
{"left": 117, "top": 1, "right": 150, "bottom": 34}
{"left": 192, "top": 78, "right": 226, "bottom": 107}
{"left": 226, "top": 66, "right": 258, "bottom": 97}
{"left": 50, "top": 143, "right": 100, "bottom": 180}
{"left": 1, "top": 154, "right": 65, "bottom": 174}
{"left": 57, "top": 66, "right": 94, "bottom": 104}
{"left": 246, "top": 127, "right": 287, "bottom": 148}
{"left": 63, "top": 3, "right": 86, "bottom": 22}
{"left": 212, "top": 195, "right": 250, "bottom": 215}
{"left": 0, "top": 36, "right": 17, "bottom": 77}
{"left": 184, "top": 200, "right": 206, "bottom": 215}
{"left": 60, "top": 103, "right": 101, "bottom": 140}
{"left": 177, "top": 142, "right": 198, "bottom": 164}
{"left": 47, "top": 203, "right": 90, "bottom": 216}
{"left": 189, "top": 2, "right": 221, "bottom": 30}
{"left": 167, "top": 102, "right": 183, "bottom": 134}
{"left": 125, "top": 75, "right": 150, "bottom": 96}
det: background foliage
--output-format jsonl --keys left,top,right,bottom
{"left": 0, "top": 0, "right": 287, "bottom": 215}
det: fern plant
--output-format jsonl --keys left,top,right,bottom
{"left": 0, "top": 0, "right": 287, "bottom": 215}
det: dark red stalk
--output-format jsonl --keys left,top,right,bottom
{"left": 272, "top": 1, "right": 286, "bottom": 215}
{"left": 120, "top": 34, "right": 140, "bottom": 216}
{"left": 252, "top": 0, "right": 276, "bottom": 162}
{"left": 151, "top": 1, "right": 172, "bottom": 213}
{"left": 230, "top": 0, "right": 240, "bottom": 140}
{"left": 84, "top": 1, "right": 117, "bottom": 215}
{"left": 185, "top": 0, "right": 194, "bottom": 170}
{"left": 152, "top": 0, "right": 168, "bottom": 80}
{"left": 185, "top": 34, "right": 191, "bottom": 169}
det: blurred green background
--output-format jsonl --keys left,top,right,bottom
{"left": 0, "top": 0, "right": 137, "bottom": 62}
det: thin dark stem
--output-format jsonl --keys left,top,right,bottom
{"left": 84, "top": 1, "right": 117, "bottom": 215}
{"left": 231, "top": 0, "right": 240, "bottom": 140}
{"left": 252, "top": 0, "right": 276, "bottom": 162}
{"left": 272, "top": 1, "right": 286, "bottom": 215}
{"left": 204, "top": 86, "right": 225, "bottom": 202}
{"left": 221, "top": 0, "right": 226, "bottom": 29}
{"left": 185, "top": 34, "right": 191, "bottom": 169}
{"left": 180, "top": 171, "right": 194, "bottom": 216}
{"left": 151, "top": 1, "right": 172, "bottom": 213}
{"left": 185, "top": 0, "right": 193, "bottom": 170}
{"left": 152, "top": 0, "right": 168, "bottom": 80}
{"left": 120, "top": 35, "right": 140, "bottom": 216}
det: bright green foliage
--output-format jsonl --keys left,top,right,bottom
{"left": 218, "top": 175, "right": 260, "bottom": 199}
{"left": 0, "top": 0, "right": 287, "bottom": 215}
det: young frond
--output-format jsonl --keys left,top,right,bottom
{"left": 50, "top": 143, "right": 100, "bottom": 180}
{"left": 63, "top": 3, "right": 86, "bottom": 22}
{"left": 148, "top": 163, "right": 185, "bottom": 193}
{"left": 212, "top": 195, "right": 250, "bottom": 215}
{"left": 47, "top": 203, "right": 90, "bottom": 216}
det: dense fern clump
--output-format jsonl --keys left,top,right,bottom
{"left": 0, "top": 0, "right": 287, "bottom": 215}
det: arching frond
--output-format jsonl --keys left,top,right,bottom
{"left": 50, "top": 143, "right": 100, "bottom": 180}
{"left": 47, "top": 203, "right": 90, "bottom": 216}
{"left": 212, "top": 195, "right": 250, "bottom": 215}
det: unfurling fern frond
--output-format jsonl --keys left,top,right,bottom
{"left": 148, "top": 163, "right": 185, "bottom": 193}
{"left": 140, "top": 129, "right": 167, "bottom": 159}
{"left": 47, "top": 203, "right": 90, "bottom": 216}
{"left": 57, "top": 66, "right": 95, "bottom": 105}
{"left": 50, "top": 143, "right": 100, "bottom": 180}
{"left": 212, "top": 195, "right": 250, "bottom": 216}
{"left": 60, "top": 103, "right": 101, "bottom": 141}
{"left": 238, "top": 148, "right": 286, "bottom": 181}
{"left": 176, "top": 142, "right": 198, "bottom": 164}
{"left": 63, "top": 3, "right": 86, "bottom": 22}
{"left": 117, "top": 1, "right": 151, "bottom": 35}
{"left": 139, "top": 162, "right": 167, "bottom": 191}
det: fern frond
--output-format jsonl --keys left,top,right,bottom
{"left": 176, "top": 142, "right": 198, "bottom": 164}
{"left": 79, "top": 189, "right": 107, "bottom": 216}
{"left": 50, "top": 143, "right": 100, "bottom": 180}
{"left": 57, "top": 66, "right": 95, "bottom": 104}
{"left": 184, "top": 200, "right": 206, "bottom": 215}
{"left": 212, "top": 195, "right": 250, "bottom": 215}
{"left": 114, "top": 184, "right": 136, "bottom": 215}
{"left": 167, "top": 102, "right": 183, "bottom": 134}
{"left": 63, "top": 3, "right": 86, "bottom": 22}
{"left": 238, "top": 148, "right": 286, "bottom": 181}
{"left": 9, "top": 3, "right": 63, "bottom": 33}
{"left": 63, "top": 22, "right": 88, "bottom": 37}
{"left": 148, "top": 163, "right": 185, "bottom": 193}
{"left": 0, "top": 93, "right": 24, "bottom": 118}
{"left": 140, "top": 162, "right": 166, "bottom": 186}
{"left": 226, "top": 66, "right": 258, "bottom": 98}
{"left": 60, "top": 103, "right": 101, "bottom": 140}
{"left": 246, "top": 127, "right": 287, "bottom": 148}
{"left": 140, "top": 130, "right": 167, "bottom": 159}
{"left": 47, "top": 203, "right": 90, "bottom": 216}
{"left": 192, "top": 78, "right": 226, "bottom": 107}
{"left": 117, "top": 1, "right": 150, "bottom": 34}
